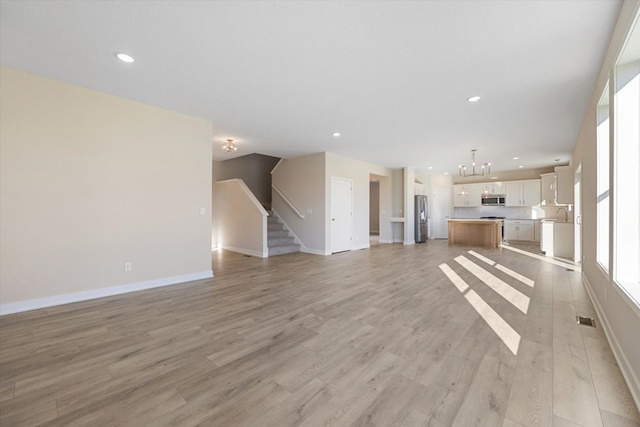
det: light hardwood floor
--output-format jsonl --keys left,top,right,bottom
{"left": 1, "top": 241, "right": 638, "bottom": 426}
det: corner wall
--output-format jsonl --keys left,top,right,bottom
{"left": 0, "top": 67, "right": 213, "bottom": 312}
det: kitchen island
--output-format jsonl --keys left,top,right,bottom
{"left": 448, "top": 219, "right": 502, "bottom": 248}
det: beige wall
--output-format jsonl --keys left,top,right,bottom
{"left": 214, "top": 179, "right": 267, "bottom": 257}
{"left": 0, "top": 67, "right": 213, "bottom": 311}
{"left": 271, "top": 153, "right": 326, "bottom": 254}
{"left": 215, "top": 153, "right": 280, "bottom": 206}
{"left": 451, "top": 167, "right": 555, "bottom": 184}
{"left": 571, "top": 1, "right": 640, "bottom": 405}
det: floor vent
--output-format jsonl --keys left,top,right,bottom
{"left": 576, "top": 316, "right": 596, "bottom": 328}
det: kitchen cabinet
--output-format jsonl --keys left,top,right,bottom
{"left": 540, "top": 173, "right": 555, "bottom": 205}
{"left": 533, "top": 220, "right": 541, "bottom": 242}
{"left": 555, "top": 166, "right": 574, "bottom": 204}
{"left": 453, "top": 184, "right": 482, "bottom": 207}
{"left": 505, "top": 180, "right": 541, "bottom": 206}
{"left": 504, "top": 219, "right": 535, "bottom": 241}
{"left": 480, "top": 181, "right": 504, "bottom": 195}
{"left": 541, "top": 220, "right": 574, "bottom": 257}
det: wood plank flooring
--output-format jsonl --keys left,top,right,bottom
{"left": 1, "top": 241, "right": 638, "bottom": 426}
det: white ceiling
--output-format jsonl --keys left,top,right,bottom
{"left": 0, "top": 1, "right": 622, "bottom": 175}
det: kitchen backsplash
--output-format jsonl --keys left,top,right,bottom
{"left": 452, "top": 206, "right": 554, "bottom": 219}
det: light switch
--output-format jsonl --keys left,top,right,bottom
{"left": 200, "top": 208, "right": 206, "bottom": 215}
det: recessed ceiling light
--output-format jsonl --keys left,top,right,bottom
{"left": 467, "top": 96, "right": 481, "bottom": 103}
{"left": 444, "top": 172, "right": 449, "bottom": 175}
{"left": 512, "top": 157, "right": 519, "bottom": 160}
{"left": 428, "top": 166, "right": 433, "bottom": 170}
{"left": 519, "top": 165, "right": 524, "bottom": 168}
{"left": 116, "top": 53, "right": 135, "bottom": 63}
{"left": 332, "top": 132, "right": 341, "bottom": 137}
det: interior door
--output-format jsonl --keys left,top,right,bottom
{"left": 331, "top": 177, "right": 353, "bottom": 253}
{"left": 432, "top": 189, "right": 450, "bottom": 239}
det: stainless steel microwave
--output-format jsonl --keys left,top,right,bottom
{"left": 481, "top": 194, "right": 506, "bottom": 206}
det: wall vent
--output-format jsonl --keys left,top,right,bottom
{"left": 576, "top": 316, "right": 596, "bottom": 327}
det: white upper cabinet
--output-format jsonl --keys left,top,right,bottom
{"left": 505, "top": 180, "right": 541, "bottom": 206}
{"left": 555, "top": 166, "right": 574, "bottom": 204}
{"left": 540, "top": 173, "right": 555, "bottom": 205}
{"left": 453, "top": 183, "right": 483, "bottom": 207}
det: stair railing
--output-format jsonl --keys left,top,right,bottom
{"left": 272, "top": 184, "right": 305, "bottom": 219}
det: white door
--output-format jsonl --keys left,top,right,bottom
{"left": 331, "top": 177, "right": 353, "bottom": 253}
{"left": 432, "top": 189, "right": 450, "bottom": 239}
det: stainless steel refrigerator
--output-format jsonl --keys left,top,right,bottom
{"left": 415, "top": 195, "right": 428, "bottom": 243}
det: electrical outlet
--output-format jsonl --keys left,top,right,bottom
{"left": 124, "top": 262, "right": 132, "bottom": 272}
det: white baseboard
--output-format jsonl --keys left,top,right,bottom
{"left": 352, "top": 243, "right": 370, "bottom": 251}
{"left": 222, "top": 246, "right": 267, "bottom": 258}
{"left": 301, "top": 248, "right": 329, "bottom": 256}
{"left": 403, "top": 240, "right": 416, "bottom": 245}
{"left": 582, "top": 274, "right": 640, "bottom": 410}
{"left": 0, "top": 270, "right": 214, "bottom": 316}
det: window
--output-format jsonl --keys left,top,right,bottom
{"left": 613, "top": 15, "right": 640, "bottom": 304}
{"left": 596, "top": 87, "right": 610, "bottom": 272}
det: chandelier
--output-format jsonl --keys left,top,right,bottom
{"left": 222, "top": 139, "right": 237, "bottom": 152}
{"left": 459, "top": 149, "right": 490, "bottom": 177}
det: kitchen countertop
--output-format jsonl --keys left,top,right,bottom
{"left": 448, "top": 218, "right": 503, "bottom": 222}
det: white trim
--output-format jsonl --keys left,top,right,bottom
{"left": 583, "top": 274, "right": 640, "bottom": 410}
{"left": 352, "top": 243, "right": 370, "bottom": 251}
{"left": 0, "top": 271, "right": 213, "bottom": 316}
{"left": 272, "top": 184, "right": 305, "bottom": 218}
{"left": 379, "top": 239, "right": 394, "bottom": 244}
{"left": 222, "top": 245, "right": 267, "bottom": 258}
{"left": 300, "top": 248, "right": 328, "bottom": 256}
{"left": 270, "top": 158, "right": 284, "bottom": 175}
{"left": 217, "top": 179, "right": 268, "bottom": 217}
{"left": 403, "top": 240, "right": 416, "bottom": 245}
{"left": 272, "top": 208, "right": 305, "bottom": 249}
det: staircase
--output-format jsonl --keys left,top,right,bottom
{"left": 267, "top": 212, "right": 300, "bottom": 256}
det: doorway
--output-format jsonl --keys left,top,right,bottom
{"left": 432, "top": 189, "right": 450, "bottom": 239}
{"left": 369, "top": 179, "right": 380, "bottom": 245}
{"left": 331, "top": 177, "right": 353, "bottom": 253}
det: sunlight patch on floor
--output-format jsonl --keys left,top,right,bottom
{"left": 494, "top": 264, "right": 535, "bottom": 288}
{"left": 439, "top": 263, "right": 469, "bottom": 293}
{"left": 455, "top": 255, "right": 530, "bottom": 314}
{"left": 439, "top": 262, "right": 521, "bottom": 356}
{"left": 468, "top": 250, "right": 496, "bottom": 266}
{"left": 501, "top": 244, "right": 581, "bottom": 272}
{"left": 468, "top": 250, "right": 536, "bottom": 288}
{"left": 465, "top": 289, "right": 521, "bottom": 355}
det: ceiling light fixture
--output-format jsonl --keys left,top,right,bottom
{"left": 459, "top": 149, "right": 491, "bottom": 177}
{"left": 512, "top": 157, "right": 519, "bottom": 160}
{"left": 116, "top": 53, "right": 135, "bottom": 63}
{"left": 332, "top": 132, "right": 341, "bottom": 137}
{"left": 222, "top": 139, "right": 237, "bottom": 152}
{"left": 519, "top": 165, "right": 524, "bottom": 168}
{"left": 467, "top": 96, "right": 481, "bottom": 103}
